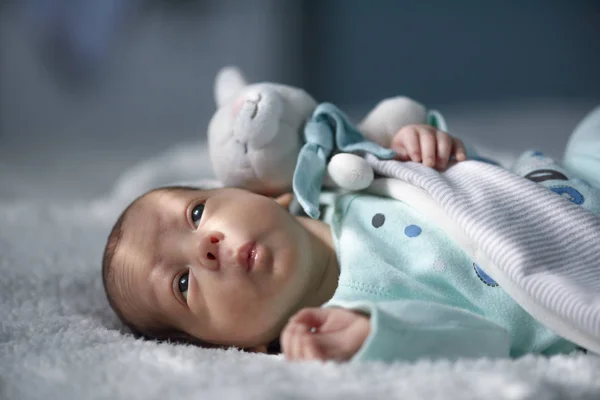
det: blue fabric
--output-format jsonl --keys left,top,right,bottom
{"left": 322, "top": 193, "right": 577, "bottom": 363}
{"left": 292, "top": 103, "right": 396, "bottom": 219}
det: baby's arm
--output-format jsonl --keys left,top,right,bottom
{"left": 282, "top": 301, "right": 510, "bottom": 363}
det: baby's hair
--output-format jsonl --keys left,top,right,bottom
{"left": 101, "top": 185, "right": 281, "bottom": 353}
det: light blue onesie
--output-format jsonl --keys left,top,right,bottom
{"left": 321, "top": 105, "right": 600, "bottom": 363}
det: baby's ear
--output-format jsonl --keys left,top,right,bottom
{"left": 214, "top": 66, "right": 248, "bottom": 107}
{"left": 275, "top": 193, "right": 294, "bottom": 210}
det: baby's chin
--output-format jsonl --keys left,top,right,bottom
{"left": 237, "top": 316, "right": 289, "bottom": 350}
{"left": 199, "top": 315, "right": 277, "bottom": 349}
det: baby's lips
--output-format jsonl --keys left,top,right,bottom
{"left": 236, "top": 241, "right": 256, "bottom": 272}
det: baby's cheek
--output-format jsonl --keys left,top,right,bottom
{"left": 213, "top": 296, "right": 276, "bottom": 343}
{"left": 211, "top": 281, "right": 263, "bottom": 319}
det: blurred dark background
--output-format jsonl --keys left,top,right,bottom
{"left": 301, "top": 0, "right": 600, "bottom": 106}
{"left": 1, "top": 0, "right": 599, "bottom": 201}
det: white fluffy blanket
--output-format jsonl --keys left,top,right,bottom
{"left": 2, "top": 142, "right": 600, "bottom": 400}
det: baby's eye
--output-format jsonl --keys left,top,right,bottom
{"left": 191, "top": 203, "right": 205, "bottom": 227}
{"left": 178, "top": 273, "right": 189, "bottom": 300}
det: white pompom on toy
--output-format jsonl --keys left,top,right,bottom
{"left": 327, "top": 153, "right": 374, "bottom": 191}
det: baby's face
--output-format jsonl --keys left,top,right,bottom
{"left": 112, "top": 187, "right": 321, "bottom": 349}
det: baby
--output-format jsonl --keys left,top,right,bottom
{"left": 103, "top": 112, "right": 600, "bottom": 363}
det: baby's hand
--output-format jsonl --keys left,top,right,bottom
{"left": 281, "top": 307, "right": 370, "bottom": 362}
{"left": 391, "top": 124, "right": 467, "bottom": 170}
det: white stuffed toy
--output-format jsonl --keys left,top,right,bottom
{"left": 207, "top": 66, "right": 447, "bottom": 218}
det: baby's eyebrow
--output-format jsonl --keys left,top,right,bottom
{"left": 147, "top": 260, "right": 178, "bottom": 307}
{"left": 155, "top": 204, "right": 185, "bottom": 236}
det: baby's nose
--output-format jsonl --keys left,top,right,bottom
{"left": 197, "top": 233, "right": 223, "bottom": 270}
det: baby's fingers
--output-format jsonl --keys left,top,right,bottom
{"left": 435, "top": 131, "right": 453, "bottom": 170}
{"left": 300, "top": 333, "right": 326, "bottom": 361}
{"left": 292, "top": 327, "right": 309, "bottom": 360}
{"left": 452, "top": 137, "right": 467, "bottom": 161}
{"left": 282, "top": 324, "right": 325, "bottom": 362}
{"left": 417, "top": 126, "right": 437, "bottom": 167}
{"left": 392, "top": 127, "right": 421, "bottom": 162}
{"left": 283, "top": 324, "right": 307, "bottom": 360}
{"left": 287, "top": 307, "right": 333, "bottom": 332}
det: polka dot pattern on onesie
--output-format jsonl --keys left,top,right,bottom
{"left": 404, "top": 225, "right": 422, "bottom": 237}
{"left": 371, "top": 213, "right": 385, "bottom": 228}
{"left": 432, "top": 259, "right": 447, "bottom": 272}
{"left": 473, "top": 263, "right": 498, "bottom": 287}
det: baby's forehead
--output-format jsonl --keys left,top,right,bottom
{"left": 142, "top": 187, "right": 197, "bottom": 206}
{"left": 128, "top": 188, "right": 196, "bottom": 216}
{"left": 120, "top": 187, "right": 203, "bottom": 246}
{"left": 117, "top": 195, "right": 168, "bottom": 260}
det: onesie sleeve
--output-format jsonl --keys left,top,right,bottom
{"left": 324, "top": 300, "right": 511, "bottom": 363}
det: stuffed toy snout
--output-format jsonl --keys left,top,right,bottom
{"left": 208, "top": 67, "right": 317, "bottom": 195}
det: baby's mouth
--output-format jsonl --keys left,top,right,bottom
{"left": 236, "top": 242, "right": 258, "bottom": 272}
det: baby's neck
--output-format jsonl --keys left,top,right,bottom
{"left": 296, "top": 216, "right": 339, "bottom": 307}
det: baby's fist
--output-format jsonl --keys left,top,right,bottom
{"left": 391, "top": 124, "right": 466, "bottom": 170}
{"left": 281, "top": 307, "right": 370, "bottom": 362}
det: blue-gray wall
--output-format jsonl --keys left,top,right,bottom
{"left": 301, "top": 0, "right": 600, "bottom": 107}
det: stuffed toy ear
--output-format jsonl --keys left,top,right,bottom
{"left": 427, "top": 109, "right": 448, "bottom": 132}
{"left": 214, "top": 66, "right": 248, "bottom": 107}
